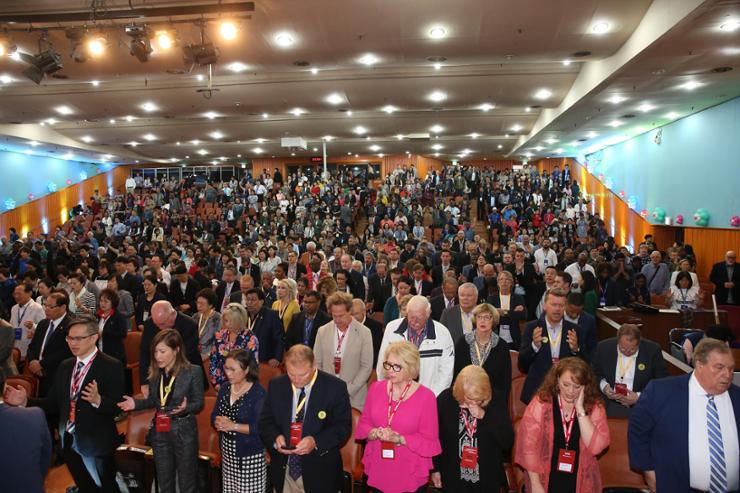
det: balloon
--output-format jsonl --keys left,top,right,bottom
{"left": 66, "top": 179, "right": 73, "bottom": 185}
{"left": 731, "top": 215, "right": 740, "bottom": 228}
{"left": 47, "top": 182, "right": 58, "bottom": 193}
{"left": 640, "top": 209, "right": 648, "bottom": 218}
{"left": 4, "top": 198, "right": 16, "bottom": 210}
{"left": 675, "top": 214, "right": 684, "bottom": 225}
{"left": 627, "top": 196, "right": 638, "bottom": 210}
{"left": 693, "top": 208, "right": 710, "bottom": 227}
{"left": 618, "top": 190, "right": 626, "bottom": 198}
{"left": 598, "top": 173, "right": 604, "bottom": 181}
{"left": 604, "top": 178, "right": 614, "bottom": 189}
{"left": 79, "top": 172, "right": 88, "bottom": 180}
{"left": 652, "top": 207, "right": 666, "bottom": 223}
{"left": 27, "top": 193, "right": 34, "bottom": 200}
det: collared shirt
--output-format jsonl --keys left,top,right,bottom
{"left": 728, "top": 264, "right": 735, "bottom": 303}
{"left": 291, "top": 370, "right": 318, "bottom": 422}
{"left": 333, "top": 325, "right": 351, "bottom": 359}
{"left": 688, "top": 373, "right": 739, "bottom": 491}
{"left": 499, "top": 294, "right": 511, "bottom": 311}
{"left": 600, "top": 349, "right": 639, "bottom": 393}
{"left": 461, "top": 309, "right": 474, "bottom": 336}
{"left": 532, "top": 319, "right": 563, "bottom": 356}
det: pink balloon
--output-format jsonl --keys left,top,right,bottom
{"left": 731, "top": 215, "right": 740, "bottom": 227}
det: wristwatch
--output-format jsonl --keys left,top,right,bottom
{"left": 576, "top": 411, "right": 588, "bottom": 418}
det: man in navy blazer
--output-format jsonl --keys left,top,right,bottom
{"left": 564, "top": 292, "right": 598, "bottom": 360}
{"left": 259, "top": 344, "right": 352, "bottom": 493}
{"left": 518, "top": 288, "right": 587, "bottom": 404}
{"left": 0, "top": 371, "right": 52, "bottom": 493}
{"left": 629, "top": 338, "right": 739, "bottom": 493}
{"left": 244, "top": 288, "right": 285, "bottom": 366}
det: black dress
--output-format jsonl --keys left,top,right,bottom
{"left": 548, "top": 397, "right": 580, "bottom": 492}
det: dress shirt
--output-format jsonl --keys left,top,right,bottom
{"left": 499, "top": 294, "right": 511, "bottom": 311}
{"left": 445, "top": 296, "right": 456, "bottom": 309}
{"left": 460, "top": 309, "right": 474, "bottom": 336}
{"left": 688, "top": 373, "right": 739, "bottom": 491}
{"left": 333, "top": 326, "right": 351, "bottom": 358}
{"left": 40, "top": 315, "right": 67, "bottom": 358}
{"left": 290, "top": 370, "right": 318, "bottom": 422}
{"left": 599, "top": 349, "right": 639, "bottom": 393}
{"left": 532, "top": 319, "right": 563, "bottom": 356}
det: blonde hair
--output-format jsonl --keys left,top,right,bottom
{"left": 452, "top": 365, "right": 492, "bottom": 407}
{"left": 398, "top": 294, "right": 413, "bottom": 314}
{"left": 326, "top": 291, "right": 353, "bottom": 312}
{"left": 285, "top": 344, "right": 315, "bottom": 366}
{"left": 472, "top": 303, "right": 499, "bottom": 326}
{"left": 278, "top": 278, "right": 297, "bottom": 301}
{"left": 383, "top": 341, "right": 420, "bottom": 380}
{"left": 222, "top": 303, "right": 249, "bottom": 331}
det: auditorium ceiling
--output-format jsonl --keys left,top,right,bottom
{"left": 0, "top": 0, "right": 737, "bottom": 165}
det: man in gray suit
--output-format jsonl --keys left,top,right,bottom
{"left": 314, "top": 292, "right": 373, "bottom": 410}
{"left": 440, "top": 282, "right": 478, "bottom": 346}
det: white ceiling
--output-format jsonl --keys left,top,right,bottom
{"left": 0, "top": 0, "right": 737, "bottom": 164}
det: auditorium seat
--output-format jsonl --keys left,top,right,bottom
{"left": 650, "top": 294, "right": 667, "bottom": 307}
{"left": 124, "top": 331, "right": 142, "bottom": 395}
{"left": 115, "top": 407, "right": 156, "bottom": 492}
{"left": 196, "top": 395, "right": 222, "bottom": 493}
{"left": 340, "top": 408, "right": 365, "bottom": 492}
{"left": 669, "top": 328, "right": 703, "bottom": 363}
{"left": 599, "top": 418, "right": 647, "bottom": 490}
{"left": 11, "top": 347, "right": 20, "bottom": 367}
{"left": 6, "top": 375, "right": 37, "bottom": 398}
{"left": 504, "top": 418, "right": 524, "bottom": 492}
{"left": 510, "top": 350, "right": 521, "bottom": 379}
{"left": 719, "top": 305, "right": 740, "bottom": 343}
{"left": 258, "top": 362, "right": 284, "bottom": 390}
{"left": 508, "top": 376, "right": 527, "bottom": 421}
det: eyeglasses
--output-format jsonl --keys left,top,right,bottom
{"left": 475, "top": 314, "right": 494, "bottom": 321}
{"left": 66, "top": 334, "right": 95, "bottom": 342}
{"left": 45, "top": 304, "right": 60, "bottom": 309}
{"left": 382, "top": 361, "right": 403, "bottom": 373}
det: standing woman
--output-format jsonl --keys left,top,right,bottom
{"left": 272, "top": 278, "right": 300, "bottom": 331}
{"left": 192, "top": 288, "right": 221, "bottom": 359}
{"left": 432, "top": 365, "right": 514, "bottom": 492}
{"left": 453, "top": 303, "right": 512, "bottom": 404}
{"left": 107, "top": 275, "right": 135, "bottom": 326}
{"left": 514, "top": 358, "right": 610, "bottom": 493}
{"left": 118, "top": 329, "right": 205, "bottom": 493}
{"left": 356, "top": 341, "right": 441, "bottom": 493}
{"left": 97, "top": 288, "right": 128, "bottom": 366}
{"left": 212, "top": 349, "right": 267, "bottom": 493}
{"left": 209, "top": 303, "right": 259, "bottom": 390}
{"left": 68, "top": 272, "right": 97, "bottom": 316}
{"left": 383, "top": 276, "right": 413, "bottom": 325}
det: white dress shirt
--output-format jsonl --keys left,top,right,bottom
{"left": 10, "top": 299, "right": 45, "bottom": 357}
{"left": 532, "top": 319, "right": 563, "bottom": 357}
{"left": 499, "top": 294, "right": 511, "bottom": 311}
{"left": 688, "top": 373, "right": 739, "bottom": 491}
{"left": 599, "top": 349, "right": 639, "bottom": 393}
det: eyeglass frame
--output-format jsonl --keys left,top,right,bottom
{"left": 382, "top": 361, "right": 403, "bottom": 373}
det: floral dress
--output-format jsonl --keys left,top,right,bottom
{"left": 209, "top": 329, "right": 259, "bottom": 388}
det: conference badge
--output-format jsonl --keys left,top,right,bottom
{"left": 318, "top": 410, "right": 327, "bottom": 420}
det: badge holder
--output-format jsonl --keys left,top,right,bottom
{"left": 333, "top": 356, "right": 342, "bottom": 374}
{"left": 14, "top": 327, "right": 22, "bottom": 340}
{"left": 557, "top": 449, "right": 576, "bottom": 473}
{"left": 460, "top": 445, "right": 478, "bottom": 469}
{"left": 380, "top": 440, "right": 395, "bottom": 459}
{"left": 68, "top": 400, "right": 77, "bottom": 425}
{"left": 288, "top": 422, "right": 302, "bottom": 450}
{"left": 155, "top": 412, "right": 171, "bottom": 432}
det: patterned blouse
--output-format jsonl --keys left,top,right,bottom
{"left": 209, "top": 328, "right": 259, "bottom": 388}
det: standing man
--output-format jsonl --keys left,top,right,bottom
{"left": 215, "top": 266, "right": 238, "bottom": 311}
{"left": 629, "top": 338, "right": 738, "bottom": 492}
{"left": 5, "top": 315, "right": 125, "bottom": 492}
{"left": 9, "top": 282, "right": 45, "bottom": 359}
{"left": 439, "top": 282, "right": 478, "bottom": 346}
{"left": 367, "top": 259, "right": 392, "bottom": 313}
{"left": 314, "top": 292, "right": 373, "bottom": 410}
{"left": 244, "top": 288, "right": 284, "bottom": 367}
{"left": 710, "top": 251, "right": 738, "bottom": 305}
{"left": 351, "top": 299, "right": 383, "bottom": 367}
{"left": 533, "top": 238, "right": 558, "bottom": 274}
{"left": 641, "top": 251, "right": 670, "bottom": 296}
{"left": 286, "top": 251, "right": 307, "bottom": 281}
{"left": 285, "top": 290, "right": 331, "bottom": 350}
{"left": 26, "top": 291, "right": 73, "bottom": 396}
{"left": 259, "top": 345, "right": 352, "bottom": 493}
{"left": 168, "top": 264, "right": 200, "bottom": 315}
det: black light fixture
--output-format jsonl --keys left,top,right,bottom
{"left": 20, "top": 49, "right": 63, "bottom": 84}
{"left": 125, "top": 25, "right": 153, "bottom": 62}
{"left": 65, "top": 27, "right": 89, "bottom": 62}
{"left": 183, "top": 20, "right": 219, "bottom": 67}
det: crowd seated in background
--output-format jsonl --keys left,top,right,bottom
{"left": 0, "top": 162, "right": 737, "bottom": 493}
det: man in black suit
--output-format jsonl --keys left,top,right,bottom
{"left": 215, "top": 266, "right": 239, "bottom": 311}
{"left": 431, "top": 250, "right": 458, "bottom": 288}
{"left": 259, "top": 344, "right": 352, "bottom": 493}
{"left": 487, "top": 271, "right": 526, "bottom": 350}
{"left": 5, "top": 315, "right": 125, "bottom": 492}
{"left": 285, "top": 291, "right": 331, "bottom": 350}
{"left": 410, "top": 263, "right": 433, "bottom": 297}
{"left": 367, "top": 260, "right": 392, "bottom": 313}
{"left": 286, "top": 251, "right": 308, "bottom": 281}
{"left": 244, "top": 288, "right": 284, "bottom": 367}
{"left": 430, "top": 277, "right": 459, "bottom": 322}
{"left": 237, "top": 246, "right": 261, "bottom": 283}
{"left": 26, "top": 291, "right": 73, "bottom": 396}
{"left": 168, "top": 263, "right": 200, "bottom": 315}
{"left": 229, "top": 273, "right": 255, "bottom": 305}
{"left": 709, "top": 250, "right": 738, "bottom": 305}
{"left": 518, "top": 288, "right": 587, "bottom": 404}
{"left": 140, "top": 300, "right": 202, "bottom": 397}
{"left": 564, "top": 292, "right": 598, "bottom": 360}
{"left": 0, "top": 371, "right": 52, "bottom": 493}
{"left": 260, "top": 272, "right": 277, "bottom": 307}
{"left": 591, "top": 324, "right": 668, "bottom": 417}
{"left": 351, "top": 298, "right": 384, "bottom": 367}
{"left": 340, "top": 254, "right": 366, "bottom": 301}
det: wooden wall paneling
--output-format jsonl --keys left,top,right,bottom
{"left": 683, "top": 227, "right": 740, "bottom": 280}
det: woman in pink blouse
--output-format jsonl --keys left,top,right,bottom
{"left": 357, "top": 341, "right": 441, "bottom": 493}
{"left": 514, "top": 357, "right": 610, "bottom": 493}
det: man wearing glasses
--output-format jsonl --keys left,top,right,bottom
{"left": 26, "top": 291, "right": 73, "bottom": 397}
{"left": 5, "top": 315, "right": 125, "bottom": 492}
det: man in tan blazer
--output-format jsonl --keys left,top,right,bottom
{"left": 314, "top": 292, "right": 374, "bottom": 410}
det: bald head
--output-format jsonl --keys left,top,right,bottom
{"left": 726, "top": 251, "right": 736, "bottom": 265}
{"left": 151, "top": 300, "right": 177, "bottom": 329}
{"left": 351, "top": 299, "right": 366, "bottom": 323}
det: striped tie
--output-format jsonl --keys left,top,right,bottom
{"left": 66, "top": 361, "right": 85, "bottom": 434}
{"left": 707, "top": 395, "right": 727, "bottom": 493}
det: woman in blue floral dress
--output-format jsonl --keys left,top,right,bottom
{"left": 209, "top": 303, "right": 259, "bottom": 390}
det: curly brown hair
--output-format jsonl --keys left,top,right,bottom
{"left": 536, "top": 357, "right": 602, "bottom": 412}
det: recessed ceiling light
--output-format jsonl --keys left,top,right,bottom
{"left": 497, "top": 144, "right": 503, "bottom": 149}
{"left": 196, "top": 74, "right": 205, "bottom": 81}
{"left": 637, "top": 103, "right": 655, "bottom": 113}
{"left": 470, "top": 133, "right": 479, "bottom": 139}
{"left": 346, "top": 110, "right": 353, "bottom": 116}
{"left": 290, "top": 108, "right": 306, "bottom": 116}
{"left": 719, "top": 20, "right": 740, "bottom": 32}
{"left": 721, "top": 47, "right": 740, "bottom": 56}
{"left": 679, "top": 81, "right": 702, "bottom": 90}
{"left": 209, "top": 130, "right": 224, "bottom": 139}
{"left": 431, "top": 144, "right": 444, "bottom": 150}
{"left": 545, "top": 138, "right": 559, "bottom": 144}
{"left": 369, "top": 144, "right": 381, "bottom": 151}
{"left": 353, "top": 125, "right": 367, "bottom": 135}
{"left": 197, "top": 149, "right": 209, "bottom": 155}
{"left": 428, "top": 90, "right": 447, "bottom": 102}
{"left": 665, "top": 111, "right": 679, "bottom": 119}
{"left": 430, "top": 124, "right": 444, "bottom": 133}
{"left": 62, "top": 152, "right": 74, "bottom": 160}
{"left": 434, "top": 152, "right": 440, "bottom": 157}
{"left": 190, "top": 139, "right": 201, "bottom": 145}
{"left": 608, "top": 95, "right": 626, "bottom": 104}
{"left": 607, "top": 120, "right": 624, "bottom": 127}
{"left": 80, "top": 135, "right": 94, "bottom": 143}
{"left": 28, "top": 141, "right": 40, "bottom": 147}
{"left": 586, "top": 131, "right": 599, "bottom": 138}
{"left": 504, "top": 133, "right": 510, "bottom": 138}
{"left": 510, "top": 124, "right": 523, "bottom": 132}
{"left": 255, "top": 138, "right": 266, "bottom": 144}
{"left": 534, "top": 88, "right": 552, "bottom": 100}
{"left": 90, "top": 80, "right": 100, "bottom": 86}
{"left": 325, "top": 93, "right": 345, "bottom": 105}
{"left": 176, "top": 141, "right": 181, "bottom": 146}
{"left": 291, "top": 152, "right": 296, "bottom": 156}
{"left": 533, "top": 146, "right": 544, "bottom": 151}
{"left": 382, "top": 105, "right": 398, "bottom": 114}
{"left": 226, "top": 62, "right": 248, "bottom": 73}
{"left": 312, "top": 147, "right": 318, "bottom": 152}
{"left": 323, "top": 135, "right": 334, "bottom": 141}
{"left": 140, "top": 101, "right": 159, "bottom": 112}
{"left": 274, "top": 32, "right": 295, "bottom": 47}
{"left": 358, "top": 53, "right": 379, "bottom": 66}
{"left": 142, "top": 133, "right": 158, "bottom": 141}
{"left": 125, "top": 115, "right": 135, "bottom": 122}
{"left": 554, "top": 148, "right": 564, "bottom": 154}
{"left": 591, "top": 21, "right": 610, "bottom": 35}
{"left": 525, "top": 106, "right": 532, "bottom": 112}
{"left": 562, "top": 59, "right": 571, "bottom": 66}
{"left": 396, "top": 134, "right": 404, "bottom": 140}
{"left": 429, "top": 26, "right": 447, "bottom": 39}
{"left": 9, "top": 51, "right": 21, "bottom": 62}
{"left": 0, "top": 75, "right": 13, "bottom": 84}
{"left": 478, "top": 103, "right": 494, "bottom": 112}
{"left": 433, "top": 63, "right": 442, "bottom": 70}
{"left": 129, "top": 141, "right": 140, "bottom": 147}
{"left": 203, "top": 111, "right": 220, "bottom": 119}
{"left": 355, "top": 154, "right": 360, "bottom": 158}
{"left": 55, "top": 105, "right": 74, "bottom": 115}
{"left": 310, "top": 67, "right": 319, "bottom": 74}
{"left": 365, "top": 136, "right": 371, "bottom": 141}
{"left": 262, "top": 113, "right": 269, "bottom": 118}
{"left": 109, "top": 119, "right": 116, "bottom": 124}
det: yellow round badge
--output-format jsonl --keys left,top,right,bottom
{"left": 541, "top": 337, "right": 549, "bottom": 344}
{"left": 637, "top": 363, "right": 646, "bottom": 371}
{"left": 318, "top": 411, "right": 327, "bottom": 420}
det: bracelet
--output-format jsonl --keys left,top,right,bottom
{"left": 576, "top": 411, "right": 587, "bottom": 418}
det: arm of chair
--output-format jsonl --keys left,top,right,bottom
{"left": 198, "top": 450, "right": 221, "bottom": 467}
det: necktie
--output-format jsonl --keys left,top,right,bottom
{"left": 707, "top": 395, "right": 727, "bottom": 493}
{"left": 288, "top": 387, "right": 306, "bottom": 480}
{"left": 42, "top": 321, "right": 56, "bottom": 357}
{"left": 66, "top": 360, "right": 85, "bottom": 434}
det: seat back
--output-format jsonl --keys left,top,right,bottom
{"left": 125, "top": 331, "right": 142, "bottom": 367}
{"left": 719, "top": 305, "right": 740, "bottom": 342}
{"left": 509, "top": 376, "right": 527, "bottom": 421}
{"left": 11, "top": 347, "right": 20, "bottom": 366}
{"left": 6, "top": 375, "right": 37, "bottom": 398}
{"left": 510, "top": 350, "right": 521, "bottom": 379}
{"left": 668, "top": 328, "right": 703, "bottom": 348}
{"left": 599, "top": 418, "right": 647, "bottom": 489}
{"left": 340, "top": 408, "right": 364, "bottom": 482}
{"left": 197, "top": 395, "right": 220, "bottom": 457}
{"left": 506, "top": 418, "right": 525, "bottom": 492}
{"left": 125, "top": 408, "right": 156, "bottom": 446}
{"left": 258, "top": 362, "right": 283, "bottom": 390}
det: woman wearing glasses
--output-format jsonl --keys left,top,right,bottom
{"left": 453, "top": 303, "right": 512, "bottom": 404}
{"left": 118, "top": 329, "right": 205, "bottom": 493}
{"left": 357, "top": 341, "right": 441, "bottom": 493}
{"left": 432, "top": 365, "right": 514, "bottom": 492}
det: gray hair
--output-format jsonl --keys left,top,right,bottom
{"left": 406, "top": 295, "right": 431, "bottom": 315}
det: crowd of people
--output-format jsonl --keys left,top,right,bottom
{"left": 0, "top": 161, "right": 737, "bottom": 493}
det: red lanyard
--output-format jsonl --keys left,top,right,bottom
{"left": 460, "top": 409, "right": 478, "bottom": 440}
{"left": 557, "top": 395, "right": 576, "bottom": 449}
{"left": 70, "top": 352, "right": 98, "bottom": 399}
{"left": 387, "top": 381, "right": 412, "bottom": 426}
{"left": 335, "top": 327, "right": 349, "bottom": 356}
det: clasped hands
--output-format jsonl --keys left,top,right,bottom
{"left": 602, "top": 385, "right": 639, "bottom": 406}
{"left": 369, "top": 426, "right": 404, "bottom": 444}
{"left": 275, "top": 434, "right": 316, "bottom": 456}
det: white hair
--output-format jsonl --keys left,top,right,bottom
{"left": 406, "top": 295, "right": 431, "bottom": 315}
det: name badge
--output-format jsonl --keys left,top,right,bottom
{"left": 614, "top": 383, "right": 628, "bottom": 396}
{"left": 333, "top": 356, "right": 342, "bottom": 374}
{"left": 380, "top": 440, "right": 395, "bottom": 460}
{"left": 557, "top": 449, "right": 576, "bottom": 473}
{"left": 499, "top": 325, "right": 512, "bottom": 343}
{"left": 143, "top": 311, "right": 149, "bottom": 322}
{"left": 68, "top": 400, "right": 77, "bottom": 424}
{"left": 289, "top": 422, "right": 303, "bottom": 447}
{"left": 460, "top": 445, "right": 478, "bottom": 469}
{"left": 14, "top": 327, "right": 22, "bottom": 340}
{"left": 155, "top": 412, "right": 171, "bottom": 432}
{"left": 551, "top": 357, "right": 560, "bottom": 364}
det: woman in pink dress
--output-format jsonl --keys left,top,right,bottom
{"left": 514, "top": 357, "right": 610, "bottom": 493}
{"left": 357, "top": 341, "right": 441, "bottom": 493}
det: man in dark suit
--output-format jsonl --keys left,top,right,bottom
{"left": 238, "top": 247, "right": 261, "bottom": 284}
{"left": 351, "top": 298, "right": 384, "bottom": 367}
{"left": 286, "top": 251, "right": 308, "bottom": 281}
{"left": 260, "top": 272, "right": 277, "bottom": 307}
{"left": 215, "top": 266, "right": 239, "bottom": 311}
{"left": 259, "top": 344, "right": 352, "bottom": 493}
{"left": 285, "top": 291, "right": 331, "bottom": 350}
{"left": 140, "top": 300, "right": 202, "bottom": 397}
{"left": 0, "top": 371, "right": 52, "bottom": 493}
{"left": 168, "top": 263, "right": 200, "bottom": 315}
{"left": 591, "top": 324, "right": 668, "bottom": 417}
{"left": 244, "top": 288, "right": 284, "bottom": 366}
{"left": 431, "top": 250, "right": 458, "bottom": 288}
{"left": 518, "top": 288, "right": 587, "bottom": 404}
{"left": 5, "top": 315, "right": 125, "bottom": 493}
{"left": 710, "top": 250, "right": 739, "bottom": 305}
{"left": 487, "top": 270, "right": 527, "bottom": 350}
{"left": 367, "top": 260, "right": 392, "bottom": 313}
{"left": 410, "top": 263, "right": 433, "bottom": 297}
{"left": 430, "top": 277, "right": 459, "bottom": 322}
{"left": 629, "top": 338, "right": 739, "bottom": 493}
{"left": 230, "top": 273, "right": 255, "bottom": 305}
{"left": 440, "top": 282, "right": 478, "bottom": 346}
{"left": 26, "top": 291, "right": 73, "bottom": 396}
{"left": 340, "top": 254, "right": 366, "bottom": 301}
{"left": 564, "top": 292, "right": 598, "bottom": 360}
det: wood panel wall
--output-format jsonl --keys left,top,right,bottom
{"left": 461, "top": 159, "right": 520, "bottom": 171}
{"left": 0, "top": 166, "right": 130, "bottom": 238}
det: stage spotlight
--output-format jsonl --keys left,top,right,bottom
{"left": 125, "top": 26, "right": 152, "bottom": 62}
{"left": 87, "top": 34, "right": 107, "bottom": 57}
{"left": 20, "top": 49, "right": 63, "bottom": 84}
{"left": 220, "top": 20, "right": 238, "bottom": 40}
{"left": 156, "top": 30, "right": 174, "bottom": 50}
